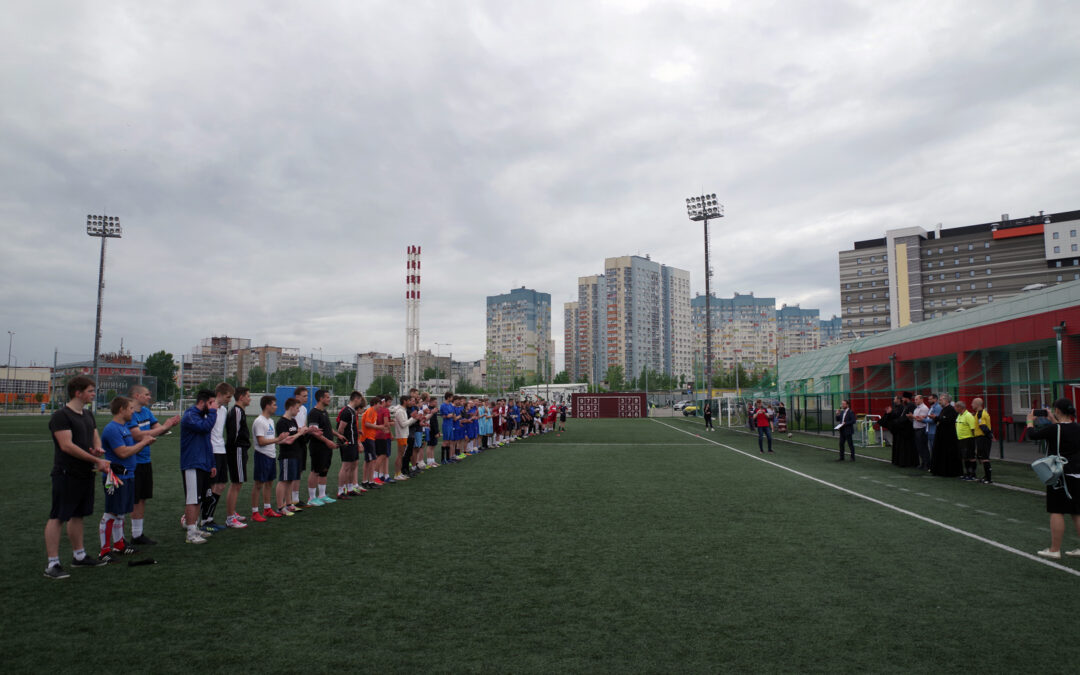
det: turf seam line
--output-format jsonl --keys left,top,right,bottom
{"left": 652, "top": 419, "right": 1080, "bottom": 578}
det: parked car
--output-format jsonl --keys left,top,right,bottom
{"left": 672, "top": 400, "right": 692, "bottom": 411}
{"left": 151, "top": 402, "right": 169, "bottom": 410}
{"left": 682, "top": 404, "right": 698, "bottom": 416}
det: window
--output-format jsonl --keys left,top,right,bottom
{"left": 986, "top": 269, "right": 992, "bottom": 275}
{"left": 970, "top": 283, "right": 975, "bottom": 290}
{"left": 953, "top": 245, "right": 959, "bottom": 252}
{"left": 845, "top": 295, "right": 851, "bottom": 302}
{"left": 1058, "top": 275, "right": 1064, "bottom": 282}
{"left": 871, "top": 280, "right": 877, "bottom": 287}
{"left": 870, "top": 256, "right": 877, "bottom": 262}
{"left": 927, "top": 263, "right": 934, "bottom": 270}
{"left": 857, "top": 257, "right": 863, "bottom": 264}
{"left": 928, "top": 287, "right": 934, "bottom": 294}
{"left": 941, "top": 286, "right": 946, "bottom": 293}
{"left": 956, "top": 285, "right": 962, "bottom": 292}
{"left": 884, "top": 292, "right": 889, "bottom": 298}
{"left": 985, "top": 255, "right": 991, "bottom": 262}
{"left": 954, "top": 259, "right": 959, "bottom": 265}
{"left": 1072, "top": 244, "right": 1078, "bottom": 252}
{"left": 1056, "top": 260, "right": 1062, "bottom": 267}
{"left": 1012, "top": 350, "right": 1050, "bottom": 410}
{"left": 968, "top": 244, "right": 973, "bottom": 250}
{"left": 871, "top": 268, "right": 877, "bottom": 274}
{"left": 1075, "top": 274, "right": 1079, "bottom": 280}
{"left": 858, "top": 294, "right": 864, "bottom": 300}
{"left": 873, "top": 317, "right": 878, "bottom": 324}
{"left": 883, "top": 254, "right": 888, "bottom": 261}
{"left": 1054, "top": 246, "right": 1061, "bottom": 254}
{"left": 987, "top": 281, "right": 993, "bottom": 288}
{"left": 988, "top": 295, "right": 993, "bottom": 302}
{"left": 845, "top": 283, "right": 850, "bottom": 289}
{"left": 1072, "top": 230, "right": 1077, "bottom": 237}
{"left": 927, "top": 250, "right": 933, "bottom": 257}
{"left": 857, "top": 269, "right": 862, "bottom": 276}
{"left": 1053, "top": 232, "right": 1060, "bottom": 240}
{"left": 939, "top": 261, "right": 945, "bottom": 268}
{"left": 984, "top": 242, "right": 990, "bottom": 248}
{"left": 858, "top": 282, "right": 863, "bottom": 288}
{"left": 970, "top": 270, "right": 975, "bottom": 277}
{"left": 968, "top": 257, "right": 974, "bottom": 263}
{"left": 859, "top": 319, "right": 864, "bottom": 326}
{"left": 955, "top": 272, "right": 960, "bottom": 279}
{"left": 938, "top": 248, "right": 944, "bottom": 254}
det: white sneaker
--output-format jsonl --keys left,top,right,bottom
{"left": 186, "top": 533, "right": 207, "bottom": 544}
{"left": 1065, "top": 549, "right": 1080, "bottom": 557}
{"left": 226, "top": 515, "right": 247, "bottom": 529}
{"left": 394, "top": 473, "right": 409, "bottom": 481}
{"left": 1037, "top": 548, "right": 1061, "bottom": 560}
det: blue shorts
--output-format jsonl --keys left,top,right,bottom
{"left": 103, "top": 475, "right": 135, "bottom": 515}
{"left": 442, "top": 422, "right": 453, "bottom": 441}
{"left": 413, "top": 430, "right": 424, "bottom": 447}
{"left": 254, "top": 453, "right": 275, "bottom": 483}
{"left": 362, "top": 439, "right": 377, "bottom": 462}
{"left": 278, "top": 457, "right": 300, "bottom": 481}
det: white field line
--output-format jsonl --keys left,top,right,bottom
{"left": 652, "top": 419, "right": 1080, "bottom": 578}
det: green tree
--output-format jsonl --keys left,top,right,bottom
{"left": 605, "top": 365, "right": 625, "bottom": 391}
{"left": 423, "top": 366, "right": 446, "bottom": 380}
{"left": 145, "top": 350, "right": 178, "bottom": 400}
{"left": 247, "top": 366, "right": 268, "bottom": 390}
{"left": 334, "top": 370, "right": 356, "bottom": 394}
{"left": 456, "top": 378, "right": 482, "bottom": 394}
{"left": 552, "top": 370, "right": 570, "bottom": 384}
{"left": 366, "top": 374, "right": 399, "bottom": 397}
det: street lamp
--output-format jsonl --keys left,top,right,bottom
{"left": 686, "top": 193, "right": 723, "bottom": 408}
{"left": 5, "top": 330, "right": 13, "bottom": 414}
{"left": 87, "top": 214, "right": 122, "bottom": 411}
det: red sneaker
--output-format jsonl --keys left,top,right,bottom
{"left": 251, "top": 511, "right": 267, "bottom": 522}
{"left": 373, "top": 478, "right": 385, "bottom": 485}
{"left": 267, "top": 509, "right": 284, "bottom": 518}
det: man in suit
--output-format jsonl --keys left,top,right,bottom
{"left": 836, "top": 399, "right": 856, "bottom": 461}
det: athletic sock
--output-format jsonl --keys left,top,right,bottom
{"left": 983, "top": 462, "right": 992, "bottom": 481}
{"left": 73, "top": 549, "right": 86, "bottom": 561}
{"left": 292, "top": 490, "right": 300, "bottom": 503}
{"left": 187, "top": 524, "right": 198, "bottom": 537}
{"left": 48, "top": 556, "right": 60, "bottom": 567}
{"left": 318, "top": 484, "right": 327, "bottom": 499}
{"left": 112, "top": 518, "right": 124, "bottom": 547}
{"left": 252, "top": 506, "right": 260, "bottom": 514}
{"left": 263, "top": 502, "right": 272, "bottom": 510}
{"left": 132, "top": 518, "right": 144, "bottom": 538}
{"left": 308, "top": 487, "right": 317, "bottom": 501}
{"left": 99, "top": 515, "right": 111, "bottom": 550}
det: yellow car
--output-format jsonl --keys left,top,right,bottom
{"left": 682, "top": 404, "right": 698, "bottom": 416}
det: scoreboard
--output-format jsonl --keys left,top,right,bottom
{"left": 570, "top": 392, "right": 647, "bottom": 418}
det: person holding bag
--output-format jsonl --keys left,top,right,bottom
{"left": 1026, "top": 398, "right": 1080, "bottom": 560}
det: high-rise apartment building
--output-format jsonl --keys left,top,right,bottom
{"left": 691, "top": 293, "right": 829, "bottom": 372}
{"left": 776, "top": 305, "right": 820, "bottom": 359}
{"left": 486, "top": 287, "right": 552, "bottom": 384}
{"left": 190, "top": 336, "right": 252, "bottom": 385}
{"left": 819, "top": 315, "right": 844, "bottom": 347}
{"left": 692, "top": 293, "right": 776, "bottom": 371}
{"left": 839, "top": 208, "right": 1080, "bottom": 337}
{"left": 568, "top": 256, "right": 691, "bottom": 386}
{"left": 563, "top": 301, "right": 579, "bottom": 381}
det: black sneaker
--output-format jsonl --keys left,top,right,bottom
{"left": 71, "top": 555, "right": 107, "bottom": 567}
{"left": 981, "top": 478, "right": 993, "bottom": 484}
{"left": 44, "top": 564, "right": 70, "bottom": 580}
{"left": 131, "top": 534, "right": 157, "bottom": 546}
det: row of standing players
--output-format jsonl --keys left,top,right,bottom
{"left": 42, "top": 376, "right": 568, "bottom": 577}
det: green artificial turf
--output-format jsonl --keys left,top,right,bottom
{"left": 3, "top": 414, "right": 1078, "bottom": 673}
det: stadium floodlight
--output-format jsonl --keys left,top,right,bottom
{"left": 4, "top": 330, "right": 12, "bottom": 413}
{"left": 86, "top": 214, "right": 122, "bottom": 411}
{"left": 685, "top": 193, "right": 724, "bottom": 408}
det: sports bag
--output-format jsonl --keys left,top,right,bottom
{"left": 1031, "top": 425, "right": 1070, "bottom": 498}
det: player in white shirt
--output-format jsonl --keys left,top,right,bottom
{"left": 292, "top": 386, "right": 310, "bottom": 507}
{"left": 250, "top": 395, "right": 288, "bottom": 521}
{"left": 201, "top": 382, "right": 233, "bottom": 531}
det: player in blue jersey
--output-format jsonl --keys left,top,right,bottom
{"left": 440, "top": 391, "right": 456, "bottom": 464}
{"left": 126, "top": 385, "right": 180, "bottom": 546}
{"left": 100, "top": 396, "right": 155, "bottom": 560}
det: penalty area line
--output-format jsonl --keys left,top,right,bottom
{"left": 651, "top": 418, "right": 1080, "bottom": 578}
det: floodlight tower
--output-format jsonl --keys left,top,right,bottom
{"left": 685, "top": 194, "right": 723, "bottom": 407}
{"left": 405, "top": 246, "right": 422, "bottom": 391}
{"left": 87, "top": 214, "right": 122, "bottom": 410}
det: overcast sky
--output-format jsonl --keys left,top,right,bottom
{"left": 3, "top": 0, "right": 1079, "bottom": 371}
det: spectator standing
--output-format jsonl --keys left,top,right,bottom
{"left": 835, "top": 399, "right": 856, "bottom": 461}
{"left": 1027, "top": 399, "right": 1080, "bottom": 560}
{"left": 972, "top": 397, "right": 993, "bottom": 484}
{"left": 955, "top": 401, "right": 978, "bottom": 481}
{"left": 930, "top": 394, "right": 962, "bottom": 477}
{"left": 911, "top": 395, "right": 930, "bottom": 471}
{"left": 753, "top": 399, "right": 774, "bottom": 453}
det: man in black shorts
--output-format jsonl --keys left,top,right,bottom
{"left": 126, "top": 384, "right": 180, "bottom": 546}
{"left": 336, "top": 392, "right": 365, "bottom": 498}
{"left": 44, "top": 376, "right": 112, "bottom": 579}
{"left": 306, "top": 388, "right": 338, "bottom": 506}
{"left": 292, "top": 386, "right": 310, "bottom": 507}
{"left": 224, "top": 387, "right": 252, "bottom": 528}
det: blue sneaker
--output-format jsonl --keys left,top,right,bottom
{"left": 203, "top": 522, "right": 226, "bottom": 533}
{"left": 320, "top": 495, "right": 336, "bottom": 503}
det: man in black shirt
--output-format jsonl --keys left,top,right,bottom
{"left": 275, "top": 399, "right": 309, "bottom": 514}
{"left": 306, "top": 389, "right": 338, "bottom": 506}
{"left": 336, "top": 392, "right": 364, "bottom": 499}
{"left": 44, "top": 376, "right": 111, "bottom": 579}
{"left": 224, "top": 387, "right": 252, "bottom": 529}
